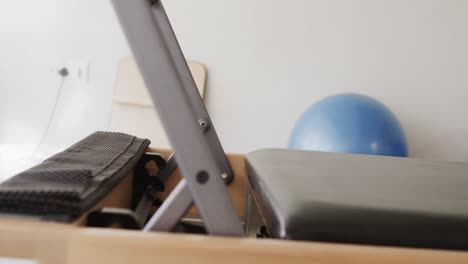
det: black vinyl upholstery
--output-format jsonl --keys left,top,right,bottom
{"left": 247, "top": 149, "right": 468, "bottom": 249}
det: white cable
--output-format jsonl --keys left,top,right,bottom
{"left": 34, "top": 70, "right": 68, "bottom": 156}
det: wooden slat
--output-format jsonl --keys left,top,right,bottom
{"left": 66, "top": 230, "right": 468, "bottom": 264}
{"left": 1, "top": 219, "right": 468, "bottom": 264}
{"left": 0, "top": 219, "right": 71, "bottom": 264}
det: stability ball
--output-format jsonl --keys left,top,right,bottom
{"left": 288, "top": 93, "right": 408, "bottom": 157}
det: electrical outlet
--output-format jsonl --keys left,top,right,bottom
{"left": 67, "top": 60, "right": 90, "bottom": 83}
{"left": 52, "top": 60, "right": 90, "bottom": 84}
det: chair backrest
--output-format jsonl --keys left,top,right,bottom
{"left": 110, "top": 56, "right": 207, "bottom": 148}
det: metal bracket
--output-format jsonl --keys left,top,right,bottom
{"left": 112, "top": 0, "right": 244, "bottom": 236}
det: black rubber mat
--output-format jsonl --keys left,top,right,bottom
{"left": 0, "top": 132, "right": 150, "bottom": 221}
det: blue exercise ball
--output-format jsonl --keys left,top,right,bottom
{"left": 289, "top": 93, "right": 408, "bottom": 157}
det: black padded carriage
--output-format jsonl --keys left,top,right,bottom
{"left": 246, "top": 149, "right": 468, "bottom": 250}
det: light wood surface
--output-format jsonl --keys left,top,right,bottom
{"left": 65, "top": 230, "right": 468, "bottom": 264}
{"left": 1, "top": 150, "right": 468, "bottom": 263}
{"left": 112, "top": 57, "right": 206, "bottom": 107}
{"left": 1, "top": 219, "right": 468, "bottom": 264}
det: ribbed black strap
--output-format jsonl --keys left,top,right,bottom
{"left": 0, "top": 131, "right": 150, "bottom": 221}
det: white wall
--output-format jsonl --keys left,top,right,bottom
{"left": 0, "top": 1, "right": 62, "bottom": 145}
{"left": 160, "top": 0, "right": 468, "bottom": 161}
{"left": 47, "top": 0, "right": 130, "bottom": 147}
{"left": 0, "top": 1, "right": 65, "bottom": 179}
{"left": 2, "top": 0, "right": 468, "bottom": 162}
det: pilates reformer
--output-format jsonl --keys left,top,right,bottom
{"left": 1, "top": 0, "right": 468, "bottom": 263}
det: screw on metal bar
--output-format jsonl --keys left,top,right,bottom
{"left": 198, "top": 119, "right": 210, "bottom": 131}
{"left": 196, "top": 171, "right": 210, "bottom": 184}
